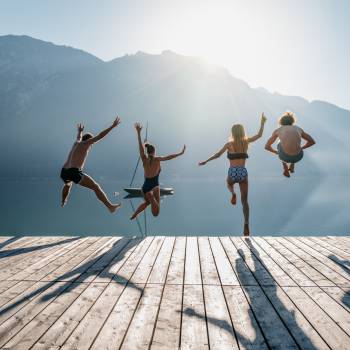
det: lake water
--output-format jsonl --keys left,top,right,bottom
{"left": 0, "top": 177, "right": 349, "bottom": 236}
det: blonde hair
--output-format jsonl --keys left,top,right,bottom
{"left": 279, "top": 111, "right": 296, "bottom": 126}
{"left": 231, "top": 124, "right": 248, "bottom": 151}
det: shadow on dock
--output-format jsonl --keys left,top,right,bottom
{"left": 0, "top": 237, "right": 144, "bottom": 317}
{"left": 328, "top": 254, "right": 350, "bottom": 309}
{"left": 0, "top": 237, "right": 80, "bottom": 260}
{"left": 181, "top": 238, "right": 321, "bottom": 349}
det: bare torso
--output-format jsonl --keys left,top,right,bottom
{"left": 63, "top": 141, "right": 91, "bottom": 169}
{"left": 142, "top": 157, "right": 161, "bottom": 178}
{"left": 276, "top": 125, "right": 303, "bottom": 155}
{"left": 227, "top": 140, "right": 249, "bottom": 167}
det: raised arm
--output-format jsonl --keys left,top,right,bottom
{"left": 77, "top": 123, "right": 84, "bottom": 142}
{"left": 86, "top": 116, "right": 121, "bottom": 144}
{"left": 301, "top": 130, "right": 316, "bottom": 150}
{"left": 134, "top": 122, "right": 146, "bottom": 160}
{"left": 199, "top": 143, "right": 228, "bottom": 166}
{"left": 264, "top": 129, "right": 279, "bottom": 154}
{"left": 157, "top": 145, "right": 186, "bottom": 161}
{"left": 247, "top": 113, "right": 267, "bottom": 143}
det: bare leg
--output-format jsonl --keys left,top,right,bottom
{"left": 79, "top": 174, "right": 121, "bottom": 213}
{"left": 130, "top": 200, "right": 150, "bottom": 220}
{"left": 239, "top": 178, "right": 250, "bottom": 236}
{"left": 289, "top": 163, "right": 295, "bottom": 173}
{"left": 150, "top": 187, "right": 160, "bottom": 217}
{"left": 226, "top": 177, "right": 236, "bottom": 205}
{"left": 61, "top": 182, "right": 72, "bottom": 207}
{"left": 282, "top": 162, "right": 290, "bottom": 178}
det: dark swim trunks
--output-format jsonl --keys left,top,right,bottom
{"left": 142, "top": 173, "right": 160, "bottom": 194}
{"left": 60, "top": 168, "right": 84, "bottom": 184}
{"left": 277, "top": 143, "right": 303, "bottom": 164}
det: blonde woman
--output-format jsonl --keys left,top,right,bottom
{"left": 199, "top": 114, "right": 267, "bottom": 236}
{"left": 265, "top": 111, "right": 315, "bottom": 177}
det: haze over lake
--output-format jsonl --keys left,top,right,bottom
{"left": 1, "top": 177, "right": 348, "bottom": 236}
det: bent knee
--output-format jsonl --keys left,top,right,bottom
{"left": 92, "top": 183, "right": 102, "bottom": 191}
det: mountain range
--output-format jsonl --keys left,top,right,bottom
{"left": 1, "top": 35, "right": 349, "bottom": 180}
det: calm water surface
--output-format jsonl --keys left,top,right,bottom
{"left": 0, "top": 177, "right": 349, "bottom": 236}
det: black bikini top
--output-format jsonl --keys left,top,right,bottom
{"left": 227, "top": 152, "right": 249, "bottom": 160}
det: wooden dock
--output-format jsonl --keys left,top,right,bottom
{"left": 0, "top": 235, "right": 349, "bottom": 350}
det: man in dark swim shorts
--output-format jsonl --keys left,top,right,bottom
{"left": 60, "top": 117, "right": 122, "bottom": 213}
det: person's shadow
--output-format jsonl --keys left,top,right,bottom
{"left": 239, "top": 238, "right": 321, "bottom": 350}
{"left": 328, "top": 254, "right": 350, "bottom": 309}
{"left": 0, "top": 237, "right": 144, "bottom": 319}
{"left": 177, "top": 238, "right": 320, "bottom": 349}
{"left": 0, "top": 237, "right": 80, "bottom": 260}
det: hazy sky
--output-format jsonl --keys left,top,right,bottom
{"left": 1, "top": 0, "right": 349, "bottom": 109}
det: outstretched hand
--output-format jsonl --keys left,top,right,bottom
{"left": 77, "top": 123, "right": 84, "bottom": 132}
{"left": 134, "top": 122, "right": 142, "bottom": 133}
{"left": 198, "top": 161, "right": 207, "bottom": 166}
{"left": 261, "top": 113, "right": 267, "bottom": 124}
{"left": 112, "top": 116, "right": 121, "bottom": 128}
{"left": 180, "top": 144, "right": 186, "bottom": 155}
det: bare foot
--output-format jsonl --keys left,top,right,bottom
{"left": 283, "top": 169, "right": 290, "bottom": 178}
{"left": 109, "top": 203, "right": 122, "bottom": 213}
{"left": 230, "top": 192, "right": 237, "bottom": 205}
{"left": 130, "top": 213, "right": 137, "bottom": 220}
{"left": 289, "top": 164, "right": 295, "bottom": 173}
{"left": 61, "top": 200, "right": 67, "bottom": 208}
{"left": 243, "top": 223, "right": 250, "bottom": 236}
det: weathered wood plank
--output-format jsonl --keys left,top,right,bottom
{"left": 321, "top": 286, "right": 350, "bottom": 312}
{"left": 209, "top": 237, "right": 239, "bottom": 285}
{"left": 219, "top": 237, "right": 257, "bottom": 286}
{"left": 241, "top": 285, "right": 299, "bottom": 349}
{"left": 223, "top": 286, "right": 268, "bottom": 350}
{"left": 198, "top": 237, "right": 220, "bottom": 285}
{"left": 93, "top": 237, "right": 143, "bottom": 283}
{"left": 302, "top": 286, "right": 350, "bottom": 336}
{"left": 7, "top": 237, "right": 86, "bottom": 281}
{"left": 264, "top": 237, "right": 336, "bottom": 287}
{"left": 120, "top": 284, "right": 163, "bottom": 350}
{"left": 166, "top": 237, "right": 186, "bottom": 285}
{"left": 181, "top": 284, "right": 209, "bottom": 349}
{"left": 289, "top": 237, "right": 350, "bottom": 278}
{"left": 148, "top": 236, "right": 175, "bottom": 284}
{"left": 43, "top": 237, "right": 112, "bottom": 281}
{"left": 32, "top": 283, "right": 106, "bottom": 350}
{"left": 262, "top": 285, "right": 331, "bottom": 350}
{"left": 253, "top": 237, "right": 316, "bottom": 287}
{"left": 0, "top": 237, "right": 85, "bottom": 281}
{"left": 283, "top": 237, "right": 350, "bottom": 287}
{"left": 60, "top": 283, "right": 125, "bottom": 350}
{"left": 151, "top": 284, "right": 183, "bottom": 349}
{"left": 230, "top": 238, "right": 275, "bottom": 286}
{"left": 241, "top": 238, "right": 296, "bottom": 287}
{"left": 203, "top": 284, "right": 239, "bottom": 349}
{"left": 283, "top": 286, "right": 350, "bottom": 350}
{"left": 2, "top": 282, "right": 87, "bottom": 350}
{"left": 0, "top": 281, "right": 74, "bottom": 347}
{"left": 185, "top": 237, "right": 202, "bottom": 285}
{"left": 307, "top": 237, "right": 350, "bottom": 261}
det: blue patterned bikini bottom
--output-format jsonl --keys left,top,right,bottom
{"left": 228, "top": 166, "right": 248, "bottom": 183}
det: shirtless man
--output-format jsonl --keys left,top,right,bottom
{"left": 60, "top": 116, "right": 122, "bottom": 212}
{"left": 265, "top": 111, "right": 315, "bottom": 177}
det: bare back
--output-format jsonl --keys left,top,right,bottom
{"left": 63, "top": 141, "right": 91, "bottom": 169}
{"left": 276, "top": 125, "right": 303, "bottom": 155}
{"left": 142, "top": 157, "right": 161, "bottom": 178}
{"left": 226, "top": 139, "right": 249, "bottom": 167}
